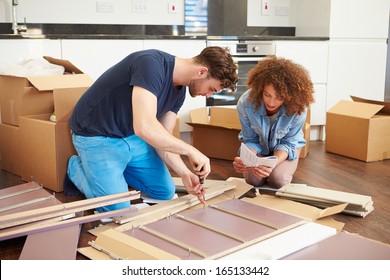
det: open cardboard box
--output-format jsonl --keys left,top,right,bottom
{"left": 173, "top": 117, "right": 180, "bottom": 139}
{"left": 0, "top": 56, "right": 93, "bottom": 126}
{"left": 19, "top": 87, "right": 89, "bottom": 192}
{"left": 186, "top": 107, "right": 241, "bottom": 160}
{"left": 325, "top": 96, "right": 390, "bottom": 162}
{"left": 299, "top": 108, "right": 311, "bottom": 159}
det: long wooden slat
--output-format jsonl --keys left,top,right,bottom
{"left": 276, "top": 184, "right": 372, "bottom": 207}
{"left": 0, "top": 207, "right": 136, "bottom": 241}
{"left": 0, "top": 195, "right": 54, "bottom": 213}
{"left": 0, "top": 191, "right": 140, "bottom": 229}
{"left": 0, "top": 185, "right": 43, "bottom": 200}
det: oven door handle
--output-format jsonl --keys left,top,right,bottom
{"left": 233, "top": 57, "right": 267, "bottom": 62}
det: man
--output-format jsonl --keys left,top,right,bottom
{"left": 65, "top": 47, "right": 239, "bottom": 212}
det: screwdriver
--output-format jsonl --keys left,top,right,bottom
{"left": 197, "top": 166, "right": 206, "bottom": 205}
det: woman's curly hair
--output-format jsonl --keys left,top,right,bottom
{"left": 246, "top": 56, "right": 314, "bottom": 115}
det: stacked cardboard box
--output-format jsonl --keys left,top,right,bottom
{"left": 0, "top": 56, "right": 93, "bottom": 192}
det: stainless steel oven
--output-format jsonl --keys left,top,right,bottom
{"left": 206, "top": 40, "right": 276, "bottom": 106}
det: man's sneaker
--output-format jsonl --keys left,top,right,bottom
{"left": 63, "top": 172, "right": 83, "bottom": 196}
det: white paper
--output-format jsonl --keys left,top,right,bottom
{"left": 240, "top": 143, "right": 278, "bottom": 168}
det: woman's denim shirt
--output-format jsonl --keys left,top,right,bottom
{"left": 237, "top": 90, "right": 307, "bottom": 160}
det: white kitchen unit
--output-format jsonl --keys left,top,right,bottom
{"left": 143, "top": 39, "right": 207, "bottom": 132}
{"left": 295, "top": 0, "right": 389, "bottom": 140}
{"left": 0, "top": 39, "right": 62, "bottom": 64}
{"left": 60, "top": 39, "right": 144, "bottom": 81}
{"left": 275, "top": 40, "right": 328, "bottom": 140}
{"left": 326, "top": 39, "right": 387, "bottom": 110}
{"left": 296, "top": 0, "right": 389, "bottom": 106}
{"left": 295, "top": 0, "right": 389, "bottom": 39}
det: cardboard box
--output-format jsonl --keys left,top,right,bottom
{"left": 187, "top": 107, "right": 241, "bottom": 160}
{"left": 0, "top": 123, "right": 21, "bottom": 176}
{"left": 19, "top": 87, "right": 89, "bottom": 192}
{"left": 0, "top": 56, "right": 93, "bottom": 126}
{"left": 325, "top": 97, "right": 390, "bottom": 162}
{"left": 300, "top": 109, "right": 311, "bottom": 159}
{"left": 173, "top": 117, "right": 180, "bottom": 139}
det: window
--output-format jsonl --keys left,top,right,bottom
{"left": 185, "top": 0, "right": 208, "bottom": 35}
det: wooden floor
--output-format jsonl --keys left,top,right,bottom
{"left": 0, "top": 141, "right": 389, "bottom": 260}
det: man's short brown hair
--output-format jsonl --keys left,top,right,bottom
{"left": 193, "top": 46, "right": 239, "bottom": 92}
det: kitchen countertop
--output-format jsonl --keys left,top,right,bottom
{"left": 0, "top": 34, "right": 206, "bottom": 40}
{"left": 0, "top": 33, "right": 328, "bottom": 41}
{"left": 0, "top": 23, "right": 328, "bottom": 41}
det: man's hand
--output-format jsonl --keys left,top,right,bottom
{"left": 188, "top": 147, "right": 210, "bottom": 180}
{"left": 182, "top": 173, "right": 206, "bottom": 205}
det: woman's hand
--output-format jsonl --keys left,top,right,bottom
{"left": 234, "top": 155, "right": 273, "bottom": 178}
{"left": 233, "top": 157, "right": 251, "bottom": 173}
{"left": 251, "top": 165, "right": 273, "bottom": 178}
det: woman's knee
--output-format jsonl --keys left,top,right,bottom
{"left": 268, "top": 170, "right": 293, "bottom": 189}
{"left": 244, "top": 173, "right": 266, "bottom": 188}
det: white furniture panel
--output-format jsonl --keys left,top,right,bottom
{"left": 143, "top": 39, "right": 207, "bottom": 132}
{"left": 0, "top": 39, "right": 61, "bottom": 64}
{"left": 310, "top": 84, "right": 326, "bottom": 126}
{"left": 326, "top": 40, "right": 387, "bottom": 110}
{"left": 61, "top": 39, "right": 144, "bottom": 81}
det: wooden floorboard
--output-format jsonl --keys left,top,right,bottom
{"left": 0, "top": 141, "right": 389, "bottom": 259}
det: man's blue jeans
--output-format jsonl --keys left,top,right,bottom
{"left": 67, "top": 133, "right": 175, "bottom": 212}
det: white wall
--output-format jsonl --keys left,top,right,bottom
{"left": 247, "top": 0, "right": 295, "bottom": 27}
{"left": 0, "top": 0, "right": 184, "bottom": 25}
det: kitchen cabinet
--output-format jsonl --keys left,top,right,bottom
{"left": 326, "top": 40, "right": 387, "bottom": 110}
{"left": 295, "top": 0, "right": 389, "bottom": 141}
{"left": 275, "top": 40, "right": 328, "bottom": 127}
{"left": 0, "top": 39, "right": 61, "bottom": 64}
{"left": 61, "top": 39, "right": 144, "bottom": 81}
{"left": 296, "top": 0, "right": 389, "bottom": 39}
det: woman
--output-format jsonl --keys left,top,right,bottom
{"left": 233, "top": 56, "right": 314, "bottom": 189}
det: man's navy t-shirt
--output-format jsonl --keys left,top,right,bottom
{"left": 69, "top": 49, "right": 186, "bottom": 138}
